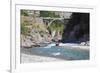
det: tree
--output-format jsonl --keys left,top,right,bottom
{"left": 21, "top": 10, "right": 29, "bottom": 16}
{"left": 48, "top": 20, "right": 64, "bottom": 39}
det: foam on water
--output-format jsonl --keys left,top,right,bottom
{"left": 44, "top": 43, "right": 56, "bottom": 48}
{"left": 51, "top": 52, "right": 61, "bottom": 56}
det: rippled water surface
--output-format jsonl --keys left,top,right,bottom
{"left": 30, "top": 46, "right": 89, "bottom": 60}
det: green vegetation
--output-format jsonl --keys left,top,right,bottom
{"left": 21, "top": 10, "right": 29, "bottom": 16}
{"left": 40, "top": 11, "right": 60, "bottom": 18}
{"left": 32, "top": 23, "right": 47, "bottom": 32}
{"left": 48, "top": 20, "right": 65, "bottom": 37}
{"left": 21, "top": 23, "right": 31, "bottom": 35}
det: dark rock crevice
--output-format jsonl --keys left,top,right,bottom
{"left": 62, "top": 13, "right": 90, "bottom": 43}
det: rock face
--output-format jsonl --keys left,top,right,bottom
{"left": 31, "top": 28, "right": 52, "bottom": 41}
{"left": 62, "top": 13, "right": 90, "bottom": 43}
{"left": 21, "top": 35, "right": 34, "bottom": 48}
{"left": 21, "top": 28, "right": 52, "bottom": 48}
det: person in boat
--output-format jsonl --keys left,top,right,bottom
{"left": 56, "top": 40, "right": 59, "bottom": 46}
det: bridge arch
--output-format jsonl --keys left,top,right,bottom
{"left": 48, "top": 19, "right": 64, "bottom": 26}
{"left": 48, "top": 19, "right": 65, "bottom": 40}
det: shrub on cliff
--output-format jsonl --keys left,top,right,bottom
{"left": 48, "top": 20, "right": 65, "bottom": 38}
{"left": 21, "top": 10, "right": 29, "bottom": 16}
{"left": 21, "top": 23, "right": 31, "bottom": 35}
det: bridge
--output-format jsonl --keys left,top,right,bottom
{"left": 40, "top": 17, "right": 70, "bottom": 26}
{"left": 40, "top": 17, "right": 65, "bottom": 20}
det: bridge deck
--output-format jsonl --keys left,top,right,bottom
{"left": 40, "top": 17, "right": 70, "bottom": 20}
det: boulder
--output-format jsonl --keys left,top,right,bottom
{"left": 21, "top": 35, "right": 35, "bottom": 48}
{"left": 80, "top": 41, "right": 90, "bottom": 46}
